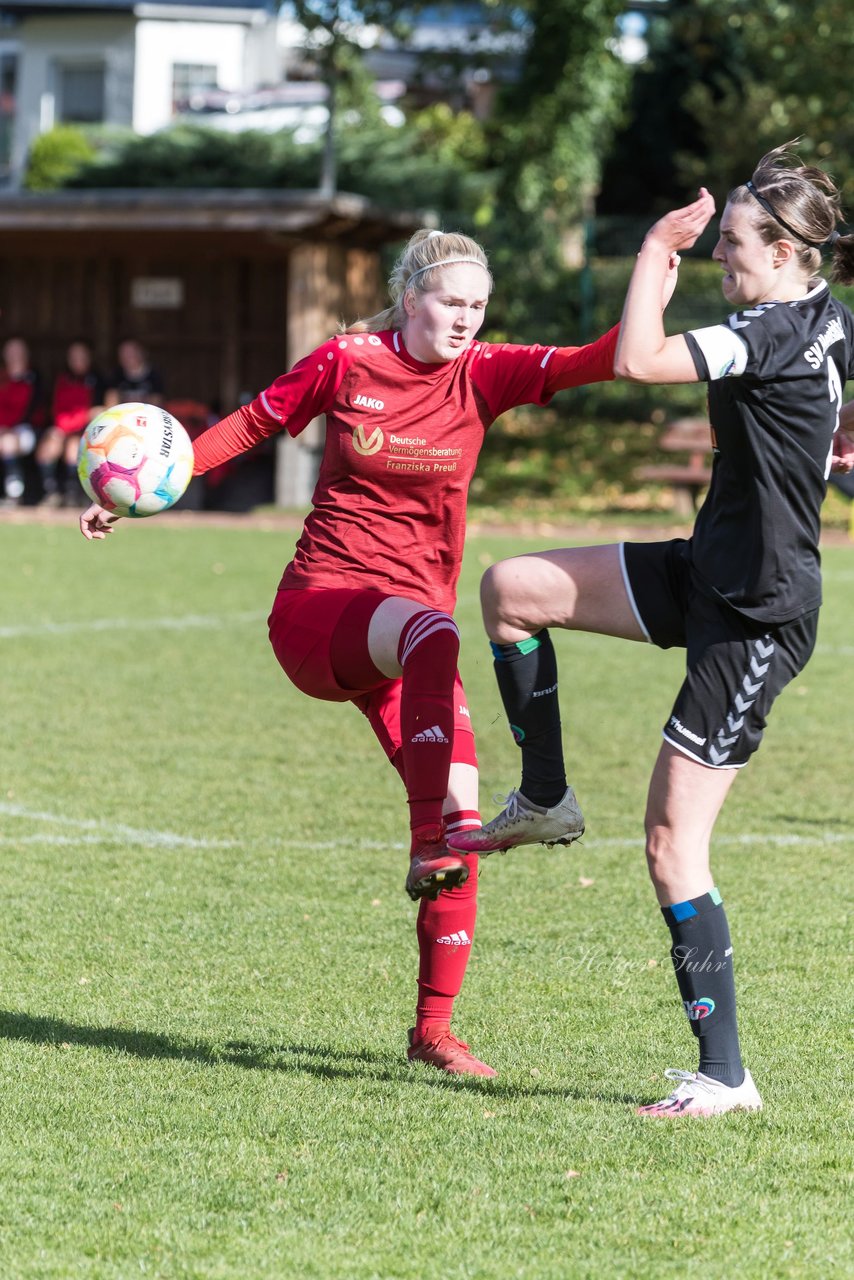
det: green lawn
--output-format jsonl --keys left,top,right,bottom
{"left": 0, "top": 516, "right": 851, "bottom": 1279}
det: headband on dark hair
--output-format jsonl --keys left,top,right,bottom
{"left": 745, "top": 180, "right": 839, "bottom": 250}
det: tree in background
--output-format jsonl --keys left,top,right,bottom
{"left": 286, "top": 1, "right": 413, "bottom": 194}
{"left": 482, "top": 0, "right": 632, "bottom": 337}
{"left": 490, "top": 0, "right": 630, "bottom": 228}
{"left": 600, "top": 0, "right": 854, "bottom": 215}
{"left": 674, "top": 0, "right": 854, "bottom": 204}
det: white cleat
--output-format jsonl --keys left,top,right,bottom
{"left": 637, "top": 1068, "right": 763, "bottom": 1118}
{"left": 446, "top": 786, "right": 584, "bottom": 856}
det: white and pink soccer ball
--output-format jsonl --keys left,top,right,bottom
{"left": 77, "top": 402, "right": 194, "bottom": 518}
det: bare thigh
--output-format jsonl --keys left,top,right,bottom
{"left": 481, "top": 543, "right": 646, "bottom": 644}
{"left": 367, "top": 596, "right": 434, "bottom": 678}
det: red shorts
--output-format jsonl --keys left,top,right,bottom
{"left": 267, "top": 587, "right": 477, "bottom": 766}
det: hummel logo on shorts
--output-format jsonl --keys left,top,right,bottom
{"left": 435, "top": 930, "right": 472, "bottom": 946}
{"left": 411, "top": 725, "right": 449, "bottom": 743}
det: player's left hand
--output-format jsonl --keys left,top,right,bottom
{"left": 80, "top": 503, "right": 121, "bottom": 540}
{"left": 831, "top": 427, "right": 854, "bottom": 473}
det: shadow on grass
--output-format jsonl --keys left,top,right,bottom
{"left": 0, "top": 1009, "right": 637, "bottom": 1103}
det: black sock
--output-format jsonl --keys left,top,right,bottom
{"left": 661, "top": 888, "right": 744, "bottom": 1088}
{"left": 63, "top": 461, "right": 80, "bottom": 498}
{"left": 38, "top": 461, "right": 58, "bottom": 495}
{"left": 491, "top": 630, "right": 567, "bottom": 808}
{"left": 3, "top": 459, "right": 24, "bottom": 500}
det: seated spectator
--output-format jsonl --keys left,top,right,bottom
{"left": 36, "top": 339, "right": 104, "bottom": 507}
{"left": 104, "top": 338, "right": 164, "bottom": 407}
{"left": 0, "top": 336, "right": 42, "bottom": 507}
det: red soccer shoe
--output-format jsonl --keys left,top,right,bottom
{"left": 407, "top": 1027, "right": 497, "bottom": 1077}
{"left": 404, "top": 826, "right": 470, "bottom": 901}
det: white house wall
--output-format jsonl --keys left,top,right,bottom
{"left": 11, "top": 6, "right": 280, "bottom": 182}
{"left": 13, "top": 13, "right": 135, "bottom": 178}
{"left": 133, "top": 18, "right": 255, "bottom": 135}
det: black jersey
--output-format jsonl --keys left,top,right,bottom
{"left": 108, "top": 365, "right": 164, "bottom": 403}
{"left": 684, "top": 279, "right": 854, "bottom": 623}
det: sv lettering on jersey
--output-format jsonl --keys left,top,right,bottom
{"left": 353, "top": 393, "right": 385, "bottom": 411}
{"left": 803, "top": 317, "right": 845, "bottom": 370}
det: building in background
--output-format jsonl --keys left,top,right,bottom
{"left": 0, "top": 0, "right": 278, "bottom": 185}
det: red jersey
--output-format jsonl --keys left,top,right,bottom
{"left": 52, "top": 371, "right": 102, "bottom": 435}
{"left": 0, "top": 371, "right": 40, "bottom": 429}
{"left": 192, "top": 328, "right": 618, "bottom": 612}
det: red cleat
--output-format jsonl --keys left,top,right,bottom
{"left": 404, "top": 827, "right": 470, "bottom": 901}
{"left": 407, "top": 1027, "right": 497, "bottom": 1077}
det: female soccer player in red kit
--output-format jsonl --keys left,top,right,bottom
{"left": 81, "top": 229, "right": 620, "bottom": 1076}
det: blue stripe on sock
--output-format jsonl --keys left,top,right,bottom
{"left": 490, "top": 636, "right": 542, "bottom": 661}
{"left": 668, "top": 899, "right": 698, "bottom": 922}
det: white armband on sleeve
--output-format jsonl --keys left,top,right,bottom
{"left": 688, "top": 325, "right": 749, "bottom": 380}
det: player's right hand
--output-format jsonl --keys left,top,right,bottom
{"left": 80, "top": 504, "right": 121, "bottom": 540}
{"left": 646, "top": 188, "right": 716, "bottom": 254}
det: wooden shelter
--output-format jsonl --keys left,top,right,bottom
{"left": 0, "top": 189, "right": 426, "bottom": 504}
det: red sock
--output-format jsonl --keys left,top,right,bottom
{"left": 414, "top": 811, "right": 480, "bottom": 1042}
{"left": 398, "top": 611, "right": 460, "bottom": 835}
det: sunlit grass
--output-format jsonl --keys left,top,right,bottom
{"left": 0, "top": 517, "right": 851, "bottom": 1278}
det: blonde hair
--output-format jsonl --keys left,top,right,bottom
{"left": 731, "top": 143, "right": 854, "bottom": 285}
{"left": 343, "top": 228, "right": 492, "bottom": 334}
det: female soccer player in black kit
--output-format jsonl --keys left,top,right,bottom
{"left": 449, "top": 146, "right": 854, "bottom": 1115}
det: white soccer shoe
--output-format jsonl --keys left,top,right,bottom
{"left": 446, "top": 786, "right": 584, "bottom": 856}
{"left": 637, "top": 1068, "right": 763, "bottom": 1118}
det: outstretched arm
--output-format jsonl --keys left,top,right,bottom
{"left": 614, "top": 188, "right": 716, "bottom": 384}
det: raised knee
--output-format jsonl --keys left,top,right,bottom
{"left": 399, "top": 610, "right": 460, "bottom": 666}
{"left": 480, "top": 561, "right": 522, "bottom": 637}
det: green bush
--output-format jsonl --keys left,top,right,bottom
{"left": 23, "top": 125, "right": 96, "bottom": 190}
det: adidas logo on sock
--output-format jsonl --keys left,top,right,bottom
{"left": 411, "top": 725, "right": 449, "bottom": 743}
{"left": 435, "top": 930, "right": 472, "bottom": 946}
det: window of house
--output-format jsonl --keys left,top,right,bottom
{"left": 0, "top": 47, "right": 18, "bottom": 183}
{"left": 172, "top": 63, "right": 219, "bottom": 111}
{"left": 57, "top": 63, "right": 105, "bottom": 123}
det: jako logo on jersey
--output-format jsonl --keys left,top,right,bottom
{"left": 684, "top": 998, "right": 716, "bottom": 1021}
{"left": 353, "top": 393, "right": 385, "bottom": 411}
{"left": 411, "top": 725, "right": 448, "bottom": 743}
{"left": 352, "top": 424, "right": 384, "bottom": 455}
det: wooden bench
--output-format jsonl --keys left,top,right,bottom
{"left": 635, "top": 417, "right": 713, "bottom": 515}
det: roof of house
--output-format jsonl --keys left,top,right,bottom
{"left": 0, "top": 188, "right": 430, "bottom": 247}
{"left": 0, "top": 1, "right": 274, "bottom": 14}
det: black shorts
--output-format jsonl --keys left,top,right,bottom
{"left": 621, "top": 539, "right": 818, "bottom": 769}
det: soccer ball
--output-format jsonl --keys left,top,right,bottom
{"left": 78, "top": 402, "right": 194, "bottom": 518}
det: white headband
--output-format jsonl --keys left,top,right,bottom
{"left": 408, "top": 256, "right": 488, "bottom": 283}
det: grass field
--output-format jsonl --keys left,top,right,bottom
{"left": 1, "top": 515, "right": 852, "bottom": 1279}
